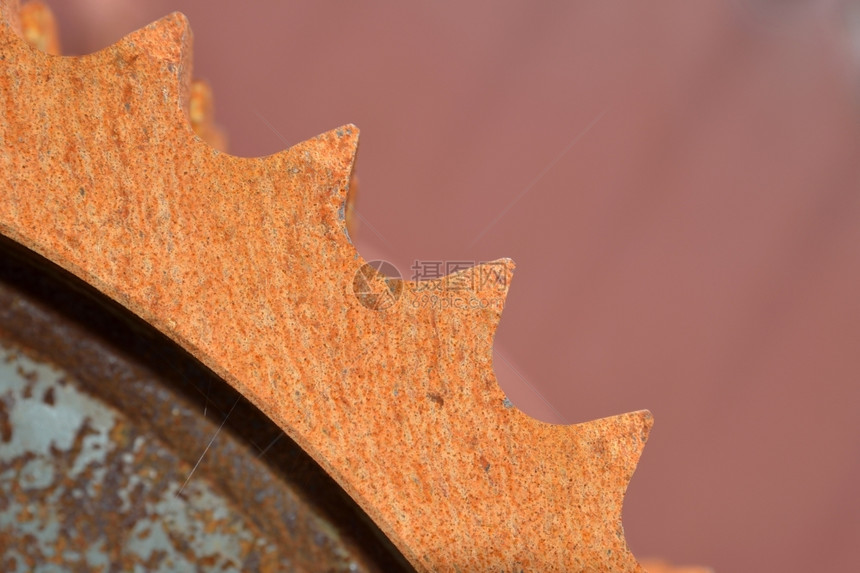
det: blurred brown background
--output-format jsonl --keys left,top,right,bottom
{"left": 48, "top": 1, "right": 860, "bottom": 571}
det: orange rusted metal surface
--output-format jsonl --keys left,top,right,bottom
{"left": 0, "top": 1, "right": 656, "bottom": 570}
{"left": 0, "top": 241, "right": 399, "bottom": 571}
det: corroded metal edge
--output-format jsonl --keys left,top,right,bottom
{"left": 0, "top": 2, "right": 651, "bottom": 569}
{"left": 0, "top": 241, "right": 392, "bottom": 571}
{"left": 0, "top": 234, "right": 414, "bottom": 571}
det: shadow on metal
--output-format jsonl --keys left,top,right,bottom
{"left": 0, "top": 235, "right": 414, "bottom": 571}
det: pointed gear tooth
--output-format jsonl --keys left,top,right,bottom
{"left": 430, "top": 258, "right": 515, "bottom": 322}
{"left": 266, "top": 124, "right": 359, "bottom": 238}
{"left": 557, "top": 409, "right": 653, "bottom": 569}
{"left": 323, "top": 124, "right": 360, "bottom": 188}
{"left": 598, "top": 410, "right": 653, "bottom": 484}
{"left": 473, "top": 257, "right": 515, "bottom": 302}
{"left": 118, "top": 12, "right": 193, "bottom": 117}
{"left": 321, "top": 124, "right": 360, "bottom": 237}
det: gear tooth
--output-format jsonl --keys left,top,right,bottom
{"left": 443, "top": 258, "right": 515, "bottom": 316}
{"left": 266, "top": 124, "right": 359, "bottom": 237}
{"left": 121, "top": 11, "right": 192, "bottom": 71}
{"left": 330, "top": 123, "right": 361, "bottom": 178}
{"left": 331, "top": 124, "right": 360, "bottom": 213}
{"left": 278, "top": 124, "right": 358, "bottom": 179}
{"left": 569, "top": 409, "right": 653, "bottom": 569}
{"left": 475, "top": 257, "right": 515, "bottom": 301}
{"left": 322, "top": 124, "right": 360, "bottom": 236}
{"left": 118, "top": 12, "right": 193, "bottom": 117}
{"left": 615, "top": 409, "right": 653, "bottom": 470}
